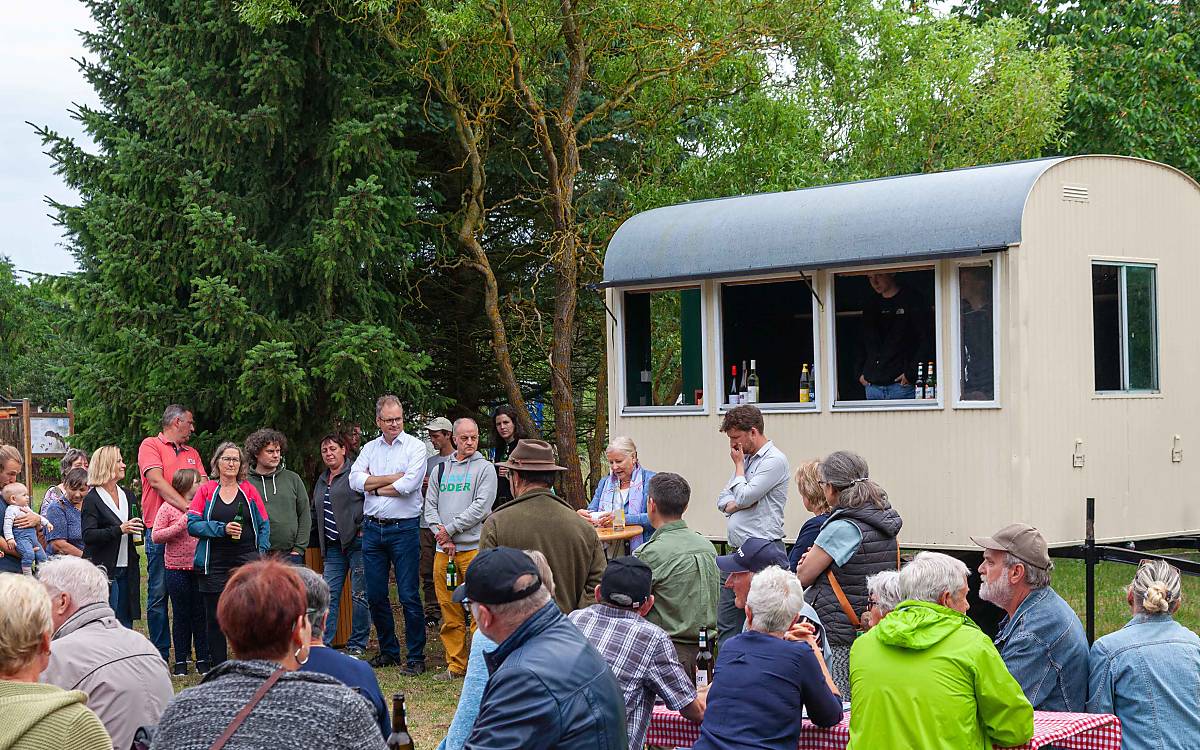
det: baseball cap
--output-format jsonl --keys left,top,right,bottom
{"left": 971, "top": 523, "right": 1051, "bottom": 571}
{"left": 426, "top": 417, "right": 453, "bottom": 433}
{"left": 600, "top": 556, "right": 653, "bottom": 607}
{"left": 716, "top": 537, "right": 790, "bottom": 574}
{"left": 452, "top": 547, "right": 542, "bottom": 604}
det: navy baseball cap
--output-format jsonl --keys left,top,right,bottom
{"left": 452, "top": 547, "right": 542, "bottom": 604}
{"left": 717, "top": 537, "right": 789, "bottom": 574}
{"left": 600, "top": 556, "right": 653, "bottom": 607}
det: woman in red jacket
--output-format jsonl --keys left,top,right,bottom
{"left": 187, "top": 441, "right": 270, "bottom": 666}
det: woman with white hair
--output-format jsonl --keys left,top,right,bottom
{"left": 578, "top": 436, "right": 657, "bottom": 550}
{"left": 862, "top": 569, "right": 902, "bottom": 630}
{"left": 1087, "top": 560, "right": 1200, "bottom": 750}
{"left": 693, "top": 567, "right": 842, "bottom": 750}
{"left": 0, "top": 574, "right": 110, "bottom": 749}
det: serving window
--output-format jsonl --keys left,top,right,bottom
{"left": 719, "top": 279, "right": 818, "bottom": 407}
{"left": 831, "top": 267, "right": 937, "bottom": 404}
{"left": 622, "top": 287, "right": 704, "bottom": 408}
{"left": 1092, "top": 263, "right": 1158, "bottom": 393}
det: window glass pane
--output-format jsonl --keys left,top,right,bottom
{"left": 721, "top": 280, "right": 816, "bottom": 404}
{"left": 1091, "top": 265, "right": 1121, "bottom": 391}
{"left": 834, "top": 269, "right": 935, "bottom": 401}
{"left": 1125, "top": 266, "right": 1158, "bottom": 390}
{"left": 623, "top": 289, "right": 702, "bottom": 406}
{"left": 958, "top": 265, "right": 995, "bottom": 401}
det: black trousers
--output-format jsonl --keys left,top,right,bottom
{"left": 202, "top": 591, "right": 228, "bottom": 665}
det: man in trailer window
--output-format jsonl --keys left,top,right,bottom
{"left": 856, "top": 272, "right": 931, "bottom": 400}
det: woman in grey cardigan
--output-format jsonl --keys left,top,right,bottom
{"left": 150, "top": 559, "right": 383, "bottom": 750}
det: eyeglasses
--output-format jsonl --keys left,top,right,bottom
{"left": 218, "top": 457, "right": 240, "bottom": 463}
{"left": 379, "top": 417, "right": 404, "bottom": 425}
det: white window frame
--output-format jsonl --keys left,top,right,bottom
{"left": 950, "top": 257, "right": 1002, "bottom": 409}
{"left": 825, "top": 261, "right": 943, "bottom": 412}
{"left": 714, "top": 272, "right": 823, "bottom": 414}
{"left": 614, "top": 281, "right": 710, "bottom": 416}
{"left": 1091, "top": 260, "right": 1160, "bottom": 396}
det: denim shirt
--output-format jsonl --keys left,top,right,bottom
{"left": 994, "top": 586, "right": 1089, "bottom": 711}
{"left": 1087, "top": 613, "right": 1200, "bottom": 750}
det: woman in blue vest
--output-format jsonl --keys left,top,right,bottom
{"left": 578, "top": 436, "right": 656, "bottom": 551}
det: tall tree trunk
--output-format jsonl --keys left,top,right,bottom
{"left": 587, "top": 342, "right": 609, "bottom": 494}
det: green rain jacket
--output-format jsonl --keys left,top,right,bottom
{"left": 847, "top": 600, "right": 1034, "bottom": 750}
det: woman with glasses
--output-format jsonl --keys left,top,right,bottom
{"left": 150, "top": 560, "right": 382, "bottom": 750}
{"left": 187, "top": 441, "right": 270, "bottom": 666}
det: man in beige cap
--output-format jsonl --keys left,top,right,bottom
{"left": 479, "top": 439, "right": 606, "bottom": 612}
{"left": 420, "top": 416, "right": 456, "bottom": 629}
{"left": 971, "top": 522, "right": 1089, "bottom": 712}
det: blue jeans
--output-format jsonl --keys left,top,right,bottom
{"left": 866, "top": 382, "right": 917, "bottom": 400}
{"left": 363, "top": 518, "right": 425, "bottom": 663}
{"left": 13, "top": 527, "right": 48, "bottom": 572}
{"left": 323, "top": 537, "right": 370, "bottom": 651}
{"left": 144, "top": 537, "right": 171, "bottom": 661}
{"left": 109, "top": 567, "right": 133, "bottom": 629}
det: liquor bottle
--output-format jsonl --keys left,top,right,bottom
{"left": 695, "top": 626, "right": 714, "bottom": 688}
{"left": 387, "top": 693, "right": 415, "bottom": 750}
{"left": 914, "top": 362, "right": 925, "bottom": 400}
{"left": 130, "top": 496, "right": 144, "bottom": 545}
{"left": 738, "top": 360, "right": 749, "bottom": 403}
{"left": 613, "top": 502, "right": 626, "bottom": 532}
{"left": 445, "top": 554, "right": 458, "bottom": 589}
{"left": 746, "top": 360, "right": 760, "bottom": 403}
{"left": 799, "top": 363, "right": 811, "bottom": 403}
{"left": 926, "top": 361, "right": 937, "bottom": 400}
{"left": 728, "top": 365, "right": 740, "bottom": 405}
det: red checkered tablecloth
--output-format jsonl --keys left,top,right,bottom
{"left": 646, "top": 707, "right": 1122, "bottom": 750}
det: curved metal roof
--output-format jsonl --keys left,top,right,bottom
{"left": 604, "top": 157, "right": 1070, "bottom": 287}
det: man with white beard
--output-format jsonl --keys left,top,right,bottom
{"left": 971, "top": 523, "right": 1089, "bottom": 712}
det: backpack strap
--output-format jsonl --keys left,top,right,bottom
{"left": 826, "top": 537, "right": 901, "bottom": 632}
{"left": 208, "top": 667, "right": 287, "bottom": 750}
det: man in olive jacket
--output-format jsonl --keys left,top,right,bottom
{"left": 479, "top": 440, "right": 606, "bottom": 612}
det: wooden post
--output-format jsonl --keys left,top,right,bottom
{"left": 1085, "top": 497, "right": 1096, "bottom": 645}
{"left": 20, "top": 399, "right": 32, "bottom": 484}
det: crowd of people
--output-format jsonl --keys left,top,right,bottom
{"left": 1, "top": 401, "right": 1199, "bottom": 750}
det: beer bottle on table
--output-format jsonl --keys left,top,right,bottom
{"left": 746, "top": 360, "right": 760, "bottom": 403}
{"left": 387, "top": 693, "right": 415, "bottom": 750}
{"left": 728, "top": 365, "right": 740, "bottom": 405}
{"left": 799, "top": 363, "right": 811, "bottom": 403}
{"left": 445, "top": 554, "right": 458, "bottom": 589}
{"left": 926, "top": 361, "right": 937, "bottom": 400}
{"left": 695, "top": 626, "right": 714, "bottom": 688}
{"left": 914, "top": 362, "right": 925, "bottom": 400}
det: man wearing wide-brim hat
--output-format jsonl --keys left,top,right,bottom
{"left": 479, "top": 439, "right": 606, "bottom": 613}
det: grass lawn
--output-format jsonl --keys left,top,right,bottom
{"left": 30, "top": 483, "right": 1200, "bottom": 745}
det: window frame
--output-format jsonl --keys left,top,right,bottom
{"left": 1091, "top": 260, "right": 1160, "bottom": 396}
{"left": 714, "top": 272, "right": 823, "bottom": 414}
{"left": 615, "top": 281, "right": 710, "bottom": 416}
{"left": 824, "top": 260, "right": 944, "bottom": 412}
{"left": 950, "top": 257, "right": 1002, "bottom": 410}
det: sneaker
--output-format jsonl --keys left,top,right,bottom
{"left": 172, "top": 662, "right": 188, "bottom": 677}
{"left": 346, "top": 646, "right": 366, "bottom": 657}
{"left": 195, "top": 660, "right": 212, "bottom": 675}
{"left": 398, "top": 661, "right": 426, "bottom": 676}
{"left": 433, "top": 670, "right": 463, "bottom": 682}
{"left": 368, "top": 653, "right": 400, "bottom": 668}
{"left": 425, "top": 616, "right": 440, "bottom": 630}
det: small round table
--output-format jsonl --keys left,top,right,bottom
{"left": 596, "top": 525, "right": 643, "bottom": 557}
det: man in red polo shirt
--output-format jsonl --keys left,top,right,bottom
{"left": 138, "top": 404, "right": 207, "bottom": 663}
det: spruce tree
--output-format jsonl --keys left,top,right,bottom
{"left": 37, "top": 0, "right": 432, "bottom": 465}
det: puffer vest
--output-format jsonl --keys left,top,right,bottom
{"left": 804, "top": 503, "right": 903, "bottom": 646}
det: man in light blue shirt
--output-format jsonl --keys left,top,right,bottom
{"left": 350, "top": 394, "right": 430, "bottom": 673}
{"left": 715, "top": 405, "right": 790, "bottom": 645}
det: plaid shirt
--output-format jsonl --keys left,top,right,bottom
{"left": 569, "top": 603, "right": 697, "bottom": 750}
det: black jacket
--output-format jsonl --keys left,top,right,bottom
{"left": 311, "top": 465, "right": 364, "bottom": 555}
{"left": 465, "top": 602, "right": 627, "bottom": 750}
{"left": 856, "top": 284, "right": 932, "bottom": 385}
{"left": 81, "top": 486, "right": 142, "bottom": 620}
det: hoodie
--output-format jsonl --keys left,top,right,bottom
{"left": 846, "top": 600, "right": 1033, "bottom": 750}
{"left": 250, "top": 462, "right": 310, "bottom": 555}
{"left": 0, "top": 680, "right": 111, "bottom": 750}
{"left": 422, "top": 450, "right": 497, "bottom": 551}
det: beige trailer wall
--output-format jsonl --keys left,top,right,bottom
{"left": 1017, "top": 157, "right": 1200, "bottom": 544}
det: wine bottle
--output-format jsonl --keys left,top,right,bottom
{"left": 695, "top": 626, "right": 714, "bottom": 688}
{"left": 799, "top": 363, "right": 811, "bottom": 403}
{"left": 746, "top": 360, "right": 760, "bottom": 403}
{"left": 738, "top": 360, "right": 749, "bottom": 403}
{"left": 914, "top": 362, "right": 925, "bottom": 400}
{"left": 387, "top": 693, "right": 415, "bottom": 750}
{"left": 445, "top": 555, "right": 458, "bottom": 589}
{"left": 926, "top": 361, "right": 937, "bottom": 400}
{"left": 728, "top": 365, "right": 740, "bottom": 405}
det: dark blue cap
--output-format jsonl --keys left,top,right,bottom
{"left": 716, "top": 537, "right": 789, "bottom": 574}
{"left": 452, "top": 547, "right": 541, "bottom": 604}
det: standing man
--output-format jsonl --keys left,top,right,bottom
{"left": 635, "top": 472, "right": 720, "bottom": 677}
{"left": 421, "top": 416, "right": 455, "bottom": 630}
{"left": 137, "top": 403, "right": 206, "bottom": 664}
{"left": 714, "top": 404, "right": 790, "bottom": 646}
{"left": 246, "top": 428, "right": 310, "bottom": 564}
{"left": 349, "top": 395, "right": 429, "bottom": 673}
{"left": 855, "top": 271, "right": 931, "bottom": 400}
{"left": 479, "top": 439, "right": 607, "bottom": 613}
{"left": 424, "top": 417, "right": 497, "bottom": 680}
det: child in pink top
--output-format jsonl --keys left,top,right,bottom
{"left": 152, "top": 469, "right": 209, "bottom": 676}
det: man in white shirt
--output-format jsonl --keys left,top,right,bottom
{"left": 350, "top": 394, "right": 430, "bottom": 673}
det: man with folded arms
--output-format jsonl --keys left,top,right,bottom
{"left": 570, "top": 556, "right": 704, "bottom": 750}
{"left": 972, "top": 522, "right": 1089, "bottom": 712}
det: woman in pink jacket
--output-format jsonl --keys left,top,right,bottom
{"left": 152, "top": 468, "right": 209, "bottom": 676}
